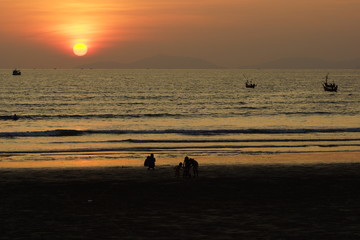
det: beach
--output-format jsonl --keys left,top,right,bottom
{"left": 2, "top": 159, "right": 360, "bottom": 239}
{"left": 2, "top": 5, "right": 360, "bottom": 239}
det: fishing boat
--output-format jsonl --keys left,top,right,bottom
{"left": 12, "top": 69, "right": 21, "bottom": 75}
{"left": 245, "top": 81, "right": 257, "bottom": 88}
{"left": 322, "top": 74, "right": 338, "bottom": 92}
{"left": 244, "top": 74, "right": 257, "bottom": 88}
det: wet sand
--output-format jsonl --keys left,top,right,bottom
{"left": 1, "top": 163, "right": 360, "bottom": 239}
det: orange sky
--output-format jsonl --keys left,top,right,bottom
{"left": 1, "top": 0, "right": 360, "bottom": 68}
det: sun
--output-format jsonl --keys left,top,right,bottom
{"left": 73, "top": 43, "right": 88, "bottom": 56}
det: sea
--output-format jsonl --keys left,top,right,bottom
{"left": 1, "top": 69, "right": 359, "bottom": 167}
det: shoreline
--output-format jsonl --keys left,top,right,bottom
{"left": 0, "top": 151, "right": 359, "bottom": 169}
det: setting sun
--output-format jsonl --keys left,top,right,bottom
{"left": 73, "top": 43, "right": 88, "bottom": 56}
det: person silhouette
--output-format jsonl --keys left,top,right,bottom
{"left": 183, "top": 156, "right": 191, "bottom": 177}
{"left": 146, "top": 153, "right": 156, "bottom": 170}
{"left": 174, "top": 162, "right": 183, "bottom": 178}
{"left": 189, "top": 158, "right": 199, "bottom": 177}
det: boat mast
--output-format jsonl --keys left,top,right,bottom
{"left": 325, "top": 73, "right": 329, "bottom": 84}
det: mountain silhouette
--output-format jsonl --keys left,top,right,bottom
{"left": 78, "top": 55, "right": 220, "bottom": 69}
{"left": 78, "top": 56, "right": 360, "bottom": 69}
{"left": 247, "top": 58, "right": 360, "bottom": 69}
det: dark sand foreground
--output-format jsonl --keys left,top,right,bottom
{"left": 1, "top": 163, "right": 360, "bottom": 239}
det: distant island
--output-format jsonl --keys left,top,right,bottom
{"left": 77, "top": 55, "right": 360, "bottom": 69}
{"left": 244, "top": 57, "right": 360, "bottom": 69}
{"left": 78, "top": 55, "right": 220, "bottom": 69}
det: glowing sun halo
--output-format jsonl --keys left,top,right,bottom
{"left": 73, "top": 43, "right": 88, "bottom": 56}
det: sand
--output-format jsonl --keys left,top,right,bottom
{"left": 1, "top": 163, "right": 360, "bottom": 239}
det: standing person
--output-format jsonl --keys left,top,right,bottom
{"left": 146, "top": 153, "right": 156, "bottom": 170}
{"left": 183, "top": 156, "right": 191, "bottom": 177}
{"left": 189, "top": 158, "right": 199, "bottom": 177}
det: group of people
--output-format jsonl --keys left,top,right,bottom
{"left": 175, "top": 156, "right": 199, "bottom": 178}
{"left": 144, "top": 154, "right": 199, "bottom": 177}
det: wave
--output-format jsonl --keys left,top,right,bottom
{"left": 119, "top": 138, "right": 360, "bottom": 143}
{"left": 0, "top": 129, "right": 84, "bottom": 137}
{"left": 50, "top": 138, "right": 360, "bottom": 145}
{"left": 1, "top": 144, "right": 360, "bottom": 155}
{"left": 0, "top": 113, "right": 186, "bottom": 120}
{"left": 2, "top": 110, "right": 359, "bottom": 121}
{"left": 1, "top": 127, "right": 360, "bottom": 138}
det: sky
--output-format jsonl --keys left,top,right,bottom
{"left": 1, "top": 0, "right": 360, "bottom": 68}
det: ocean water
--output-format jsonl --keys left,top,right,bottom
{"left": 0, "top": 69, "right": 359, "bottom": 166}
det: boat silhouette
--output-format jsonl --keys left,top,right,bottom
{"left": 322, "top": 73, "right": 338, "bottom": 92}
{"left": 12, "top": 69, "right": 21, "bottom": 75}
{"left": 244, "top": 74, "right": 257, "bottom": 88}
